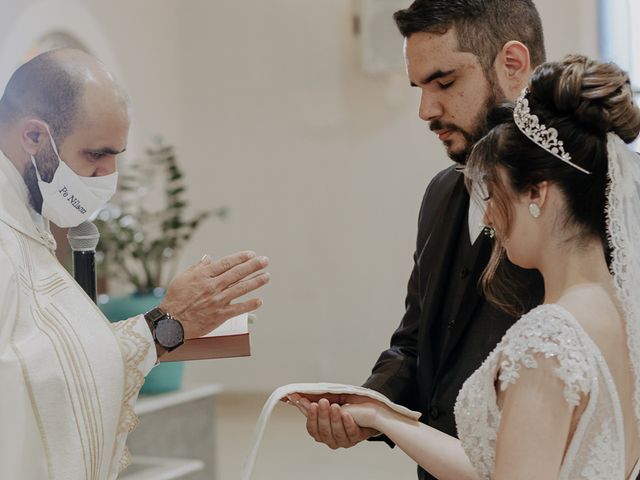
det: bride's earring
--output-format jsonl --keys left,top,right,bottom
{"left": 482, "top": 225, "right": 496, "bottom": 238}
{"left": 529, "top": 202, "right": 541, "bottom": 218}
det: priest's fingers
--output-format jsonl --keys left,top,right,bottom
{"left": 216, "top": 273, "right": 271, "bottom": 304}
{"left": 211, "top": 255, "right": 269, "bottom": 291}
{"left": 214, "top": 298, "right": 264, "bottom": 320}
{"left": 199, "top": 250, "right": 257, "bottom": 277}
{"left": 179, "top": 298, "right": 264, "bottom": 340}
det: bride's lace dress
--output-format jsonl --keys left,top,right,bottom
{"left": 454, "top": 303, "right": 640, "bottom": 480}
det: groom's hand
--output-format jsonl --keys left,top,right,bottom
{"left": 291, "top": 394, "right": 378, "bottom": 449}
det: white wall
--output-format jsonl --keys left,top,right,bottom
{"left": 85, "top": 0, "right": 185, "bottom": 149}
{"left": 0, "top": 0, "right": 186, "bottom": 159}
{"left": 0, "top": 0, "right": 599, "bottom": 392}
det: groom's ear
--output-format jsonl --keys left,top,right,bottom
{"left": 493, "top": 41, "right": 531, "bottom": 102}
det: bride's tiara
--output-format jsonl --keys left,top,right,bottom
{"left": 513, "top": 88, "right": 592, "bottom": 175}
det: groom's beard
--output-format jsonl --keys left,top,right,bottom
{"left": 23, "top": 144, "right": 59, "bottom": 215}
{"left": 438, "top": 74, "right": 505, "bottom": 165}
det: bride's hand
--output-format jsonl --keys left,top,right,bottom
{"left": 342, "top": 400, "right": 388, "bottom": 431}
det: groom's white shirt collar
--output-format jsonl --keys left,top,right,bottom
{"left": 468, "top": 181, "right": 486, "bottom": 245}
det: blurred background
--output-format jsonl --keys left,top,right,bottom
{"left": 0, "top": 0, "right": 635, "bottom": 478}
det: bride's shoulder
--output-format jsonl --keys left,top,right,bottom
{"left": 514, "top": 285, "right": 619, "bottom": 338}
{"left": 497, "top": 303, "right": 596, "bottom": 406}
{"left": 555, "top": 286, "right": 624, "bottom": 346}
{"left": 499, "top": 305, "right": 586, "bottom": 356}
{"left": 510, "top": 303, "right": 580, "bottom": 334}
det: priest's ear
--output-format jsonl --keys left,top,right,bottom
{"left": 494, "top": 41, "right": 531, "bottom": 100}
{"left": 20, "top": 119, "right": 49, "bottom": 155}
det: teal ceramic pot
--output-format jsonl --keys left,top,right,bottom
{"left": 98, "top": 289, "right": 184, "bottom": 395}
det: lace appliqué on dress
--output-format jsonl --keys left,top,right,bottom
{"left": 111, "top": 318, "right": 150, "bottom": 472}
{"left": 580, "top": 419, "right": 618, "bottom": 480}
{"left": 454, "top": 305, "right": 596, "bottom": 479}
{"left": 497, "top": 305, "right": 593, "bottom": 407}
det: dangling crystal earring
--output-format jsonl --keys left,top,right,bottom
{"left": 529, "top": 202, "right": 541, "bottom": 218}
{"left": 482, "top": 225, "right": 496, "bottom": 238}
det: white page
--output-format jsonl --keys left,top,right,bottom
{"left": 203, "top": 313, "right": 248, "bottom": 338}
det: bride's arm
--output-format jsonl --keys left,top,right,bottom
{"left": 369, "top": 364, "right": 574, "bottom": 480}
{"left": 376, "top": 407, "right": 479, "bottom": 480}
{"left": 493, "top": 355, "right": 574, "bottom": 480}
{"left": 338, "top": 400, "right": 479, "bottom": 480}
{"left": 337, "top": 354, "right": 576, "bottom": 480}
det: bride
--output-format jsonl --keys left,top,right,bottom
{"left": 297, "top": 55, "right": 640, "bottom": 479}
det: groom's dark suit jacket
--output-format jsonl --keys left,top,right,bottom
{"left": 363, "top": 165, "right": 544, "bottom": 480}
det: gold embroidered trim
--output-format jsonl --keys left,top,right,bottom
{"left": 119, "top": 446, "right": 133, "bottom": 472}
{"left": 111, "top": 317, "right": 150, "bottom": 473}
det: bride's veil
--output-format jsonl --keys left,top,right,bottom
{"left": 605, "top": 132, "right": 640, "bottom": 428}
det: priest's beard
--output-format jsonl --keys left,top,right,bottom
{"left": 23, "top": 143, "right": 59, "bottom": 215}
{"left": 439, "top": 71, "right": 505, "bottom": 165}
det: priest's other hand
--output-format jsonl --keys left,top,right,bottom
{"left": 287, "top": 393, "right": 379, "bottom": 449}
{"left": 159, "top": 250, "right": 270, "bottom": 339}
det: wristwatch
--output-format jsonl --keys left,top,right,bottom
{"left": 144, "top": 307, "right": 185, "bottom": 352}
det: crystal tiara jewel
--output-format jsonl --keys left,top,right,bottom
{"left": 513, "top": 88, "right": 592, "bottom": 175}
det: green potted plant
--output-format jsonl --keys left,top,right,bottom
{"left": 96, "top": 138, "right": 227, "bottom": 394}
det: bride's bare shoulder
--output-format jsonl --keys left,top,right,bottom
{"left": 556, "top": 284, "right": 624, "bottom": 347}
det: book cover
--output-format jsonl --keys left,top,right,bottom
{"left": 160, "top": 313, "right": 251, "bottom": 362}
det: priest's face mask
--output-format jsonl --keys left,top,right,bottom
{"left": 404, "top": 29, "right": 506, "bottom": 165}
{"left": 22, "top": 98, "right": 129, "bottom": 223}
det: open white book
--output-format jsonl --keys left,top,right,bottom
{"left": 160, "top": 313, "right": 251, "bottom": 362}
{"left": 240, "top": 383, "right": 422, "bottom": 479}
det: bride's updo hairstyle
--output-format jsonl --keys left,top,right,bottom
{"left": 467, "top": 54, "right": 640, "bottom": 314}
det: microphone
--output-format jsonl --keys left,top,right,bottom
{"left": 67, "top": 221, "right": 100, "bottom": 303}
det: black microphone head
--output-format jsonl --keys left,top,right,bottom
{"left": 68, "top": 221, "right": 100, "bottom": 251}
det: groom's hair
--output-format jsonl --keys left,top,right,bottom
{"left": 394, "top": 0, "right": 546, "bottom": 72}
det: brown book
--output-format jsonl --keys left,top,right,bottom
{"left": 160, "top": 313, "right": 251, "bottom": 362}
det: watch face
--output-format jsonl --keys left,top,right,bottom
{"left": 155, "top": 317, "right": 185, "bottom": 349}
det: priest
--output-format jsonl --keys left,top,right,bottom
{"left": 0, "top": 48, "right": 270, "bottom": 479}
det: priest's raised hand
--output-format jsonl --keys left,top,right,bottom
{"left": 152, "top": 250, "right": 270, "bottom": 355}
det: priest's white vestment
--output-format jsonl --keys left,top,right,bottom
{"left": 0, "top": 152, "right": 156, "bottom": 479}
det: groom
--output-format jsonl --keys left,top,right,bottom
{"left": 297, "top": 1, "right": 547, "bottom": 479}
